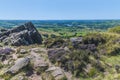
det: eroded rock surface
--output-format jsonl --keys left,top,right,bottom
{"left": 7, "top": 57, "right": 30, "bottom": 74}
{"left": 0, "top": 22, "right": 42, "bottom": 46}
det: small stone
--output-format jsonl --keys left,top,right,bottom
{"left": 44, "top": 66, "right": 67, "bottom": 80}
{"left": 20, "top": 49, "right": 27, "bottom": 54}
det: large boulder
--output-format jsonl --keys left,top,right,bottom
{"left": 6, "top": 57, "right": 30, "bottom": 74}
{"left": 0, "top": 22, "right": 42, "bottom": 46}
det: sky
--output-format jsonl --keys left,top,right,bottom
{"left": 0, "top": 0, "right": 120, "bottom": 20}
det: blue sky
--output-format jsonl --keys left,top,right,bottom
{"left": 0, "top": 0, "right": 120, "bottom": 20}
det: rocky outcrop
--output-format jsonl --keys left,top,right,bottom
{"left": 0, "top": 22, "right": 42, "bottom": 46}
{"left": 0, "top": 46, "right": 71, "bottom": 80}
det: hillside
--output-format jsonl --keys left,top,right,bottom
{"left": 0, "top": 22, "right": 120, "bottom": 80}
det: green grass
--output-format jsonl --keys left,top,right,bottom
{"left": 104, "top": 55, "right": 120, "bottom": 66}
{"left": 37, "top": 27, "right": 104, "bottom": 39}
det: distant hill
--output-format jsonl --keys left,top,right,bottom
{"left": 0, "top": 20, "right": 120, "bottom": 30}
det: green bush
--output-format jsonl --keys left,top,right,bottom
{"left": 88, "top": 67, "right": 98, "bottom": 77}
{"left": 108, "top": 26, "right": 120, "bottom": 34}
{"left": 0, "top": 62, "right": 3, "bottom": 69}
{"left": 83, "top": 33, "right": 106, "bottom": 46}
{"left": 44, "top": 38, "right": 65, "bottom": 48}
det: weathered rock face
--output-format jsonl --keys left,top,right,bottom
{"left": 6, "top": 57, "right": 30, "bottom": 74}
{"left": 30, "top": 51, "right": 49, "bottom": 74}
{"left": 0, "top": 22, "right": 42, "bottom": 46}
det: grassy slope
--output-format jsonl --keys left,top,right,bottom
{"left": 38, "top": 26, "right": 120, "bottom": 80}
{"left": 1, "top": 27, "right": 117, "bottom": 80}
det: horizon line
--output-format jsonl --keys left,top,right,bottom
{"left": 0, "top": 19, "right": 120, "bottom": 21}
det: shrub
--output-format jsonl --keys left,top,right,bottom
{"left": 108, "top": 26, "right": 120, "bottom": 34}
{"left": 88, "top": 67, "right": 98, "bottom": 77}
{"left": 0, "top": 62, "right": 3, "bottom": 69}
{"left": 50, "top": 34, "right": 57, "bottom": 38}
{"left": 42, "top": 33, "right": 49, "bottom": 38}
{"left": 44, "top": 38, "right": 66, "bottom": 48}
{"left": 83, "top": 33, "right": 106, "bottom": 46}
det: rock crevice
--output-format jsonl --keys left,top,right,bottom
{"left": 0, "top": 22, "right": 42, "bottom": 46}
